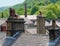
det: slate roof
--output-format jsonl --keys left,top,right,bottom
{"left": 0, "top": 32, "right": 6, "bottom": 46}
{"left": 24, "top": 18, "right": 33, "bottom": 24}
{"left": 19, "top": 16, "right": 60, "bottom": 27}
{"left": 0, "top": 18, "right": 7, "bottom": 26}
{"left": 1, "top": 17, "right": 60, "bottom": 46}
{"left": 0, "top": 18, "right": 7, "bottom": 31}
{"left": 19, "top": 15, "right": 37, "bottom": 20}
{"left": 56, "top": 21, "right": 60, "bottom": 27}
{"left": 12, "top": 33, "right": 49, "bottom": 46}
{"left": 0, "top": 17, "right": 60, "bottom": 27}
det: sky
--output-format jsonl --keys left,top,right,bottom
{"left": 0, "top": 0, "right": 25, "bottom": 7}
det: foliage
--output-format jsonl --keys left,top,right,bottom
{"left": 30, "top": 5, "right": 38, "bottom": 15}
{"left": 46, "top": 10, "right": 57, "bottom": 19}
{"left": 0, "top": 0, "right": 60, "bottom": 19}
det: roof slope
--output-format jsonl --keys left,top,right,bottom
{"left": 12, "top": 33, "right": 49, "bottom": 46}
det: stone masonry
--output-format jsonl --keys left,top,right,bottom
{"left": 37, "top": 11, "right": 46, "bottom": 34}
{"left": 6, "top": 8, "right": 25, "bottom": 36}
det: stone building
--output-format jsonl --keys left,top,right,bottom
{"left": 6, "top": 8, "right": 25, "bottom": 36}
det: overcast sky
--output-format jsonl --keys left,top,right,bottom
{"left": 0, "top": 0, "right": 25, "bottom": 7}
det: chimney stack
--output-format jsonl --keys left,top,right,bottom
{"left": 37, "top": 11, "right": 46, "bottom": 34}
{"left": 52, "top": 19, "right": 56, "bottom": 29}
{"left": 25, "top": 3, "right": 27, "bottom": 17}
{"left": 9, "top": 8, "right": 15, "bottom": 17}
{"left": 48, "top": 19, "right": 57, "bottom": 40}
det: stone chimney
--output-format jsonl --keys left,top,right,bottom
{"left": 48, "top": 20, "right": 57, "bottom": 40}
{"left": 37, "top": 11, "right": 46, "bottom": 34}
{"left": 48, "top": 20, "right": 56, "bottom": 40}
{"left": 6, "top": 17, "right": 25, "bottom": 36}
{"left": 52, "top": 19, "right": 56, "bottom": 29}
{"left": 9, "top": 8, "right": 15, "bottom": 17}
{"left": 24, "top": 3, "right": 27, "bottom": 17}
{"left": 6, "top": 8, "right": 25, "bottom": 36}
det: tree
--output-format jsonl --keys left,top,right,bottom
{"left": 46, "top": 10, "right": 57, "bottom": 20}
{"left": 1, "top": 13, "right": 4, "bottom": 18}
{"left": 38, "top": 2, "right": 45, "bottom": 6}
{"left": 30, "top": 5, "right": 38, "bottom": 15}
{"left": 50, "top": 0, "right": 57, "bottom": 3}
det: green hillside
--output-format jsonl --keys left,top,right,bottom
{"left": 0, "top": 0, "right": 60, "bottom": 19}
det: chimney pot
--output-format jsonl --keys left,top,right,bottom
{"left": 9, "top": 8, "right": 15, "bottom": 17}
